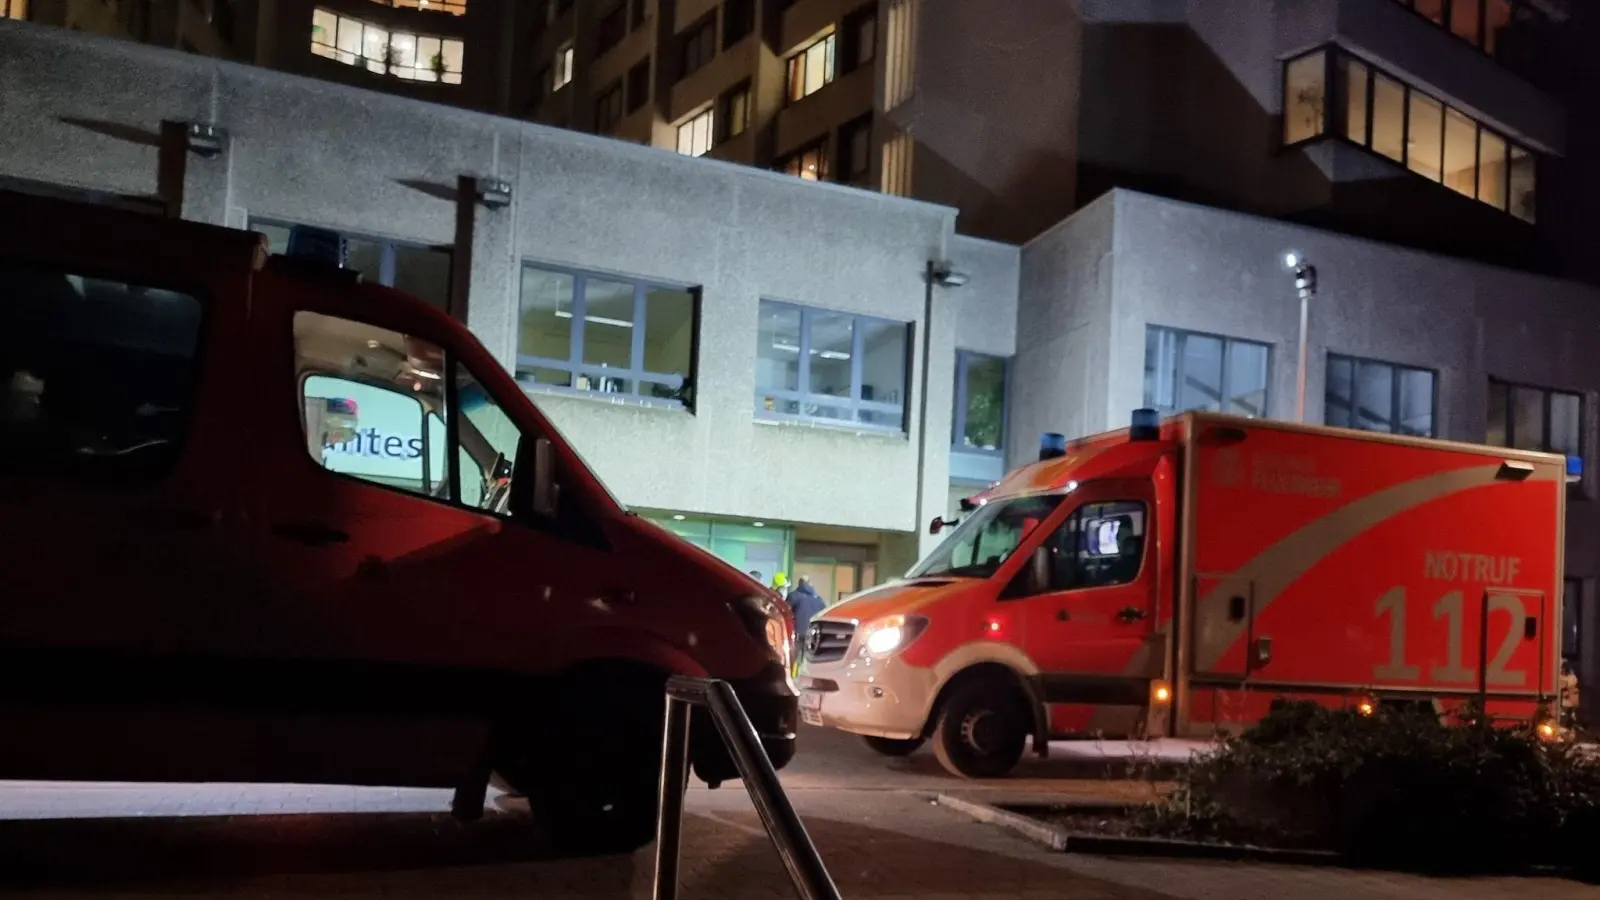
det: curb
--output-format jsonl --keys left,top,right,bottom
{"left": 933, "top": 793, "right": 1340, "bottom": 865}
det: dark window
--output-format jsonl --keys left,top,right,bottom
{"left": 1487, "top": 379, "right": 1583, "bottom": 483}
{"left": 294, "top": 312, "right": 530, "bottom": 517}
{"left": 1035, "top": 501, "right": 1148, "bottom": 593}
{"left": 630, "top": 0, "right": 647, "bottom": 30}
{"left": 1316, "top": 44, "right": 1537, "bottom": 223}
{"left": 952, "top": 350, "right": 1007, "bottom": 454}
{"left": 0, "top": 262, "right": 203, "bottom": 483}
{"left": 839, "top": 114, "right": 872, "bottom": 185}
{"left": 254, "top": 222, "right": 452, "bottom": 311}
{"left": 1143, "top": 326, "right": 1270, "bottom": 417}
{"left": 1564, "top": 578, "right": 1582, "bottom": 667}
{"left": 723, "top": 0, "right": 754, "bottom": 49}
{"left": 596, "top": 2, "right": 627, "bottom": 55}
{"left": 720, "top": 81, "right": 750, "bottom": 140}
{"left": 595, "top": 80, "right": 624, "bottom": 133}
{"left": 533, "top": 65, "right": 550, "bottom": 103}
{"left": 1325, "top": 354, "right": 1436, "bottom": 436}
{"left": 518, "top": 264, "right": 699, "bottom": 408}
{"left": 679, "top": 15, "right": 716, "bottom": 80}
{"left": 626, "top": 59, "right": 650, "bottom": 113}
{"left": 754, "top": 299, "right": 909, "bottom": 431}
{"left": 556, "top": 0, "right": 574, "bottom": 13}
{"left": 782, "top": 139, "right": 829, "bottom": 182}
{"left": 841, "top": 4, "right": 876, "bottom": 72}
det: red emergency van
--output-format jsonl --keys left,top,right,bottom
{"left": 799, "top": 410, "right": 1567, "bottom": 778}
{"left": 0, "top": 189, "right": 797, "bottom": 851}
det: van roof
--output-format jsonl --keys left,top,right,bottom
{"left": 0, "top": 189, "right": 265, "bottom": 283}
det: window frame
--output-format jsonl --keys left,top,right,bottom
{"left": 1012, "top": 499, "right": 1150, "bottom": 597}
{"left": 1282, "top": 44, "right": 1537, "bottom": 223}
{"left": 1563, "top": 576, "right": 1583, "bottom": 666}
{"left": 626, "top": 59, "right": 650, "bottom": 113}
{"left": 309, "top": 7, "right": 465, "bottom": 84}
{"left": 1324, "top": 352, "right": 1439, "bottom": 437}
{"left": 951, "top": 349, "right": 1009, "bottom": 457}
{"left": 1143, "top": 325, "right": 1272, "bottom": 417}
{"left": 723, "top": 0, "right": 755, "bottom": 49}
{"left": 719, "top": 81, "right": 751, "bottom": 141}
{"left": 786, "top": 33, "right": 836, "bottom": 103}
{"left": 782, "top": 137, "right": 830, "bottom": 182}
{"left": 754, "top": 299, "right": 912, "bottom": 434}
{"left": 595, "top": 80, "right": 625, "bottom": 133}
{"left": 251, "top": 219, "right": 453, "bottom": 307}
{"left": 1488, "top": 378, "right": 1584, "bottom": 484}
{"left": 1387, "top": 0, "right": 1548, "bottom": 62}
{"left": 838, "top": 113, "right": 873, "bottom": 185}
{"left": 553, "top": 41, "right": 575, "bottom": 90}
{"left": 516, "top": 262, "right": 702, "bottom": 411}
{"left": 676, "top": 107, "right": 716, "bottom": 157}
{"left": 679, "top": 14, "right": 716, "bottom": 80}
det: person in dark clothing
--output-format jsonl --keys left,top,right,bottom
{"left": 788, "top": 576, "right": 825, "bottom": 659}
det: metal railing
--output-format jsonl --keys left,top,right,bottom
{"left": 652, "top": 675, "right": 842, "bottom": 900}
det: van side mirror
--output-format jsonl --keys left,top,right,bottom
{"left": 531, "top": 437, "right": 559, "bottom": 519}
{"left": 929, "top": 516, "right": 949, "bottom": 535}
{"left": 1030, "top": 546, "right": 1051, "bottom": 593}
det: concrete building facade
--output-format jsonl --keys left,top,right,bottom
{"left": 4, "top": 18, "right": 1600, "bottom": 693}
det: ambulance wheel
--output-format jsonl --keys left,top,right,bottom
{"left": 932, "top": 679, "right": 1027, "bottom": 779}
{"left": 497, "top": 664, "right": 668, "bottom": 855}
{"left": 861, "top": 735, "right": 925, "bottom": 757}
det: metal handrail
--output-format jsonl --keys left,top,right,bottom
{"left": 652, "top": 675, "right": 842, "bottom": 900}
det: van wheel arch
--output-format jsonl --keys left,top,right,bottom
{"left": 922, "top": 663, "right": 1047, "bottom": 754}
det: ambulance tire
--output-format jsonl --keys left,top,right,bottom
{"left": 931, "top": 679, "right": 1028, "bottom": 779}
{"left": 498, "top": 665, "right": 669, "bottom": 856}
{"left": 861, "top": 735, "right": 925, "bottom": 757}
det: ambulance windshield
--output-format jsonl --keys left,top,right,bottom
{"left": 908, "top": 493, "right": 1068, "bottom": 579}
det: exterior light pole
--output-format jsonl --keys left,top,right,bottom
{"left": 1285, "top": 253, "right": 1317, "bottom": 423}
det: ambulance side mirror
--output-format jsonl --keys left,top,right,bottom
{"left": 929, "top": 515, "right": 958, "bottom": 535}
{"left": 1029, "top": 546, "right": 1052, "bottom": 593}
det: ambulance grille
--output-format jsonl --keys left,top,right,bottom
{"left": 806, "top": 620, "right": 856, "bottom": 663}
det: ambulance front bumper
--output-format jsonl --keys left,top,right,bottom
{"left": 797, "top": 654, "right": 939, "bottom": 740}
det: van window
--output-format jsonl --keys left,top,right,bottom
{"left": 1041, "top": 500, "right": 1147, "bottom": 591}
{"left": 908, "top": 493, "right": 1069, "bottom": 579}
{"left": 0, "top": 262, "right": 203, "bottom": 483}
{"left": 293, "top": 311, "right": 526, "bottom": 516}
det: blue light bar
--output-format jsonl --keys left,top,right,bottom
{"left": 1130, "top": 408, "right": 1160, "bottom": 430}
{"left": 1568, "top": 455, "right": 1583, "bottom": 479}
{"left": 1039, "top": 432, "right": 1067, "bottom": 461}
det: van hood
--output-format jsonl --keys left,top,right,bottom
{"left": 823, "top": 577, "right": 973, "bottom": 623}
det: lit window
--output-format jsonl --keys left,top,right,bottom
{"left": 553, "top": 42, "right": 574, "bottom": 90}
{"left": 1325, "top": 354, "right": 1436, "bottom": 436}
{"left": 953, "top": 351, "right": 1007, "bottom": 454}
{"left": 1144, "top": 326, "right": 1269, "bottom": 417}
{"left": 676, "top": 108, "right": 715, "bottom": 157}
{"left": 755, "top": 300, "right": 910, "bottom": 431}
{"left": 787, "top": 34, "right": 836, "bottom": 103}
{"left": 517, "top": 264, "right": 698, "bottom": 407}
{"left": 783, "top": 141, "right": 828, "bottom": 182}
{"left": 1390, "top": 0, "right": 1545, "bottom": 59}
{"left": 1320, "top": 45, "right": 1536, "bottom": 222}
{"left": 366, "top": 0, "right": 467, "bottom": 15}
{"left": 2, "top": 0, "right": 28, "bottom": 20}
{"left": 1282, "top": 50, "right": 1325, "bottom": 145}
{"left": 309, "top": 8, "right": 464, "bottom": 83}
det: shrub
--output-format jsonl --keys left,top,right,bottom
{"left": 1155, "top": 699, "right": 1600, "bottom": 873}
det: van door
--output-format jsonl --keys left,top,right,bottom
{"left": 0, "top": 254, "right": 255, "bottom": 780}
{"left": 1006, "top": 480, "right": 1159, "bottom": 737}
{"left": 236, "top": 275, "right": 611, "bottom": 787}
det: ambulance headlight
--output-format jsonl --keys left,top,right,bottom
{"left": 859, "top": 615, "right": 930, "bottom": 658}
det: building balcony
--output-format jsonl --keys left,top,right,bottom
{"left": 774, "top": 59, "right": 872, "bottom": 160}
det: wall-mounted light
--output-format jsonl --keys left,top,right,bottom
{"left": 928, "top": 262, "right": 969, "bottom": 288}
{"left": 185, "top": 122, "right": 226, "bottom": 158}
{"left": 476, "top": 178, "right": 513, "bottom": 209}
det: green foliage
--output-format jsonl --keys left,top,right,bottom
{"left": 1156, "top": 699, "right": 1600, "bottom": 873}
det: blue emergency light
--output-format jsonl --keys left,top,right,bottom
{"left": 1130, "top": 408, "right": 1161, "bottom": 441}
{"left": 286, "top": 225, "right": 347, "bottom": 269}
{"left": 1039, "top": 432, "right": 1066, "bottom": 461}
{"left": 1568, "top": 455, "right": 1584, "bottom": 480}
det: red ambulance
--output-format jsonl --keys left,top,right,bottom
{"left": 798, "top": 410, "right": 1567, "bottom": 777}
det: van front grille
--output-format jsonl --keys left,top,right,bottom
{"left": 805, "top": 620, "right": 855, "bottom": 663}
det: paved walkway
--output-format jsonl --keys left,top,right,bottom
{"left": 0, "top": 783, "right": 1591, "bottom": 900}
